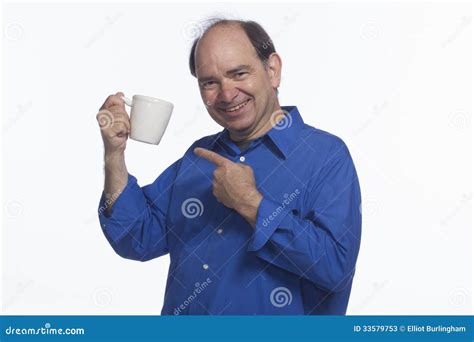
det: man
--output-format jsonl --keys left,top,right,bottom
{"left": 97, "top": 19, "right": 361, "bottom": 315}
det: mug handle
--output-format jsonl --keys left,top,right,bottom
{"left": 121, "top": 95, "right": 132, "bottom": 107}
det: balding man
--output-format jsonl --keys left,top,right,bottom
{"left": 97, "top": 19, "right": 362, "bottom": 315}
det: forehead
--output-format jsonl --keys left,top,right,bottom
{"left": 194, "top": 24, "right": 260, "bottom": 76}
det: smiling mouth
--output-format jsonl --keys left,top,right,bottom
{"left": 222, "top": 99, "right": 251, "bottom": 113}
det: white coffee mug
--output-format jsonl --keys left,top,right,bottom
{"left": 122, "top": 95, "right": 173, "bottom": 145}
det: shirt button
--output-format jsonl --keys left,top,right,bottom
{"left": 202, "top": 264, "right": 209, "bottom": 270}
{"left": 239, "top": 156, "right": 246, "bottom": 162}
{"left": 217, "top": 228, "right": 223, "bottom": 234}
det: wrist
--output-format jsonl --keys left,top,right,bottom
{"left": 104, "top": 150, "right": 125, "bottom": 163}
{"left": 237, "top": 191, "right": 263, "bottom": 227}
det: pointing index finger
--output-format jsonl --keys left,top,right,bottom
{"left": 194, "top": 147, "right": 231, "bottom": 166}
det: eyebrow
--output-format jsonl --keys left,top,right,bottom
{"left": 198, "top": 65, "right": 252, "bottom": 83}
{"left": 225, "top": 65, "right": 252, "bottom": 76}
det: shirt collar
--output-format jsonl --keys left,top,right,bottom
{"left": 266, "top": 106, "right": 305, "bottom": 159}
{"left": 210, "top": 106, "right": 305, "bottom": 159}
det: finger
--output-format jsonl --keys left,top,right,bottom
{"left": 111, "top": 121, "right": 128, "bottom": 136}
{"left": 194, "top": 147, "right": 231, "bottom": 166}
{"left": 107, "top": 105, "right": 131, "bottom": 130}
{"left": 107, "top": 104, "right": 128, "bottom": 114}
{"left": 96, "top": 109, "right": 130, "bottom": 132}
{"left": 212, "top": 169, "right": 223, "bottom": 183}
{"left": 100, "top": 93, "right": 125, "bottom": 110}
{"left": 212, "top": 183, "right": 220, "bottom": 202}
{"left": 113, "top": 118, "right": 130, "bottom": 133}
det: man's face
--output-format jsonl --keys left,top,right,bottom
{"left": 194, "top": 24, "right": 280, "bottom": 140}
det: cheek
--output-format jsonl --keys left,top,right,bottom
{"left": 242, "top": 79, "right": 258, "bottom": 94}
{"left": 244, "top": 76, "right": 268, "bottom": 103}
{"left": 201, "top": 91, "right": 216, "bottom": 108}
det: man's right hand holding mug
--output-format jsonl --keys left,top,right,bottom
{"left": 97, "top": 92, "right": 131, "bottom": 154}
{"left": 96, "top": 92, "right": 130, "bottom": 214}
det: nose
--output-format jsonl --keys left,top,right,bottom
{"left": 217, "top": 80, "right": 238, "bottom": 104}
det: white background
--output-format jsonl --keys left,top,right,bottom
{"left": 2, "top": 1, "right": 472, "bottom": 314}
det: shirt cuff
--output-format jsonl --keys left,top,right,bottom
{"left": 98, "top": 173, "right": 146, "bottom": 243}
{"left": 247, "top": 198, "right": 293, "bottom": 252}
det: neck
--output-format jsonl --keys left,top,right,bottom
{"left": 229, "top": 101, "right": 281, "bottom": 143}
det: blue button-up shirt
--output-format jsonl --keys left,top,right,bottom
{"left": 98, "top": 106, "right": 361, "bottom": 315}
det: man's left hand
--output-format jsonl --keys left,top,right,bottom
{"left": 194, "top": 147, "right": 263, "bottom": 227}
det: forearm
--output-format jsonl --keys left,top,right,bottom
{"left": 255, "top": 217, "right": 358, "bottom": 292}
{"left": 98, "top": 159, "right": 182, "bottom": 261}
{"left": 248, "top": 198, "right": 361, "bottom": 293}
{"left": 103, "top": 151, "right": 128, "bottom": 214}
{"left": 236, "top": 191, "right": 263, "bottom": 228}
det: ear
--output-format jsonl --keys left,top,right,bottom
{"left": 265, "top": 52, "right": 282, "bottom": 89}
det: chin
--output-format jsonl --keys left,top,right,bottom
{"left": 224, "top": 115, "right": 255, "bottom": 134}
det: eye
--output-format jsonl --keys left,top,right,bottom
{"left": 200, "top": 81, "right": 217, "bottom": 90}
{"left": 235, "top": 71, "right": 248, "bottom": 78}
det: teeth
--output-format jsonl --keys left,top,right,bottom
{"left": 225, "top": 99, "right": 249, "bottom": 112}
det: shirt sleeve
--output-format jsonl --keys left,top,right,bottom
{"left": 247, "top": 141, "right": 362, "bottom": 293}
{"left": 98, "top": 159, "right": 181, "bottom": 262}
